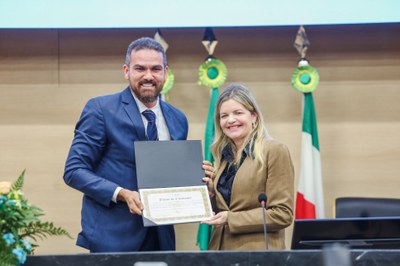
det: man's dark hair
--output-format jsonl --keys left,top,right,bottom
{"left": 125, "top": 37, "right": 167, "bottom": 67}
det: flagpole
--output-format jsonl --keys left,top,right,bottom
{"left": 196, "top": 27, "right": 228, "bottom": 250}
{"left": 292, "top": 26, "right": 325, "bottom": 219}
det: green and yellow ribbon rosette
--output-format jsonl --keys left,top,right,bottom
{"left": 291, "top": 65, "right": 319, "bottom": 93}
{"left": 161, "top": 68, "right": 174, "bottom": 95}
{"left": 198, "top": 57, "right": 227, "bottom": 88}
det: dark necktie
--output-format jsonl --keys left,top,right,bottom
{"left": 142, "top": 110, "right": 158, "bottom": 141}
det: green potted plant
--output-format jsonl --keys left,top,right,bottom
{"left": 0, "top": 171, "right": 72, "bottom": 265}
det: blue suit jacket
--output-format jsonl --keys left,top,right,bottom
{"left": 64, "top": 87, "right": 188, "bottom": 252}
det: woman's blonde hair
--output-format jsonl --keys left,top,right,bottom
{"left": 211, "top": 83, "right": 272, "bottom": 169}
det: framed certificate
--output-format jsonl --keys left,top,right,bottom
{"left": 135, "top": 140, "right": 213, "bottom": 226}
{"left": 140, "top": 186, "right": 213, "bottom": 225}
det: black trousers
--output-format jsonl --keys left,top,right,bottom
{"left": 139, "top": 227, "right": 160, "bottom": 251}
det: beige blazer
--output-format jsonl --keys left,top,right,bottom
{"left": 208, "top": 140, "right": 294, "bottom": 250}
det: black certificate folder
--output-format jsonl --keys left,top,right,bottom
{"left": 135, "top": 140, "right": 212, "bottom": 227}
{"left": 134, "top": 140, "right": 204, "bottom": 189}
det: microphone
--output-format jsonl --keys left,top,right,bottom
{"left": 258, "top": 193, "right": 267, "bottom": 205}
{"left": 258, "top": 193, "right": 268, "bottom": 250}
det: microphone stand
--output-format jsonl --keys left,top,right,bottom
{"left": 261, "top": 200, "right": 268, "bottom": 250}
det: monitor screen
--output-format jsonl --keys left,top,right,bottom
{"left": 291, "top": 217, "right": 400, "bottom": 249}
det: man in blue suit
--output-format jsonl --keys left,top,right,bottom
{"left": 64, "top": 37, "right": 188, "bottom": 252}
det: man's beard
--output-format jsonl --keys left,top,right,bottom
{"left": 132, "top": 86, "right": 161, "bottom": 103}
{"left": 138, "top": 94, "right": 158, "bottom": 103}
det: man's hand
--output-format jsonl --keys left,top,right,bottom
{"left": 117, "top": 189, "right": 144, "bottom": 215}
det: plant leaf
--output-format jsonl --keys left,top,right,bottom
{"left": 11, "top": 169, "right": 26, "bottom": 191}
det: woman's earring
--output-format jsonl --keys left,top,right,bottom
{"left": 252, "top": 122, "right": 255, "bottom": 129}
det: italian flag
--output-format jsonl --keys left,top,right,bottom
{"left": 295, "top": 93, "right": 325, "bottom": 219}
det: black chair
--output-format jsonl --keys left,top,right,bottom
{"left": 335, "top": 197, "right": 400, "bottom": 218}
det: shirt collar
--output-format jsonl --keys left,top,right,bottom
{"left": 221, "top": 142, "right": 254, "bottom": 163}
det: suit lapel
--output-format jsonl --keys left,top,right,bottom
{"left": 214, "top": 157, "right": 252, "bottom": 211}
{"left": 160, "top": 101, "right": 177, "bottom": 140}
{"left": 121, "top": 87, "right": 147, "bottom": 140}
{"left": 228, "top": 156, "right": 250, "bottom": 208}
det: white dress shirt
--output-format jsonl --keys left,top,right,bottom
{"left": 112, "top": 91, "right": 171, "bottom": 203}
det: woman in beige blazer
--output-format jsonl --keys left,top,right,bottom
{"left": 202, "top": 83, "right": 294, "bottom": 250}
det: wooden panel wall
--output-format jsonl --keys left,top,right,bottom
{"left": 0, "top": 24, "right": 399, "bottom": 254}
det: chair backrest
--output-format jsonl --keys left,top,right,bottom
{"left": 335, "top": 197, "right": 400, "bottom": 218}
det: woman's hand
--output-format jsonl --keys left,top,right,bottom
{"left": 203, "top": 160, "right": 215, "bottom": 179}
{"left": 202, "top": 160, "right": 216, "bottom": 197}
{"left": 201, "top": 211, "right": 228, "bottom": 227}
